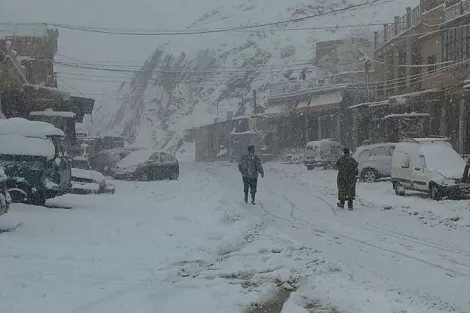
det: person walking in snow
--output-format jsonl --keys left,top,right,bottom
{"left": 336, "top": 148, "right": 358, "bottom": 210}
{"left": 238, "top": 145, "right": 264, "bottom": 205}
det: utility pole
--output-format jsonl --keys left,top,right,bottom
{"left": 253, "top": 89, "right": 257, "bottom": 114}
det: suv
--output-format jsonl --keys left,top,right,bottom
{"left": 353, "top": 143, "right": 396, "bottom": 182}
{"left": 0, "top": 118, "right": 72, "bottom": 205}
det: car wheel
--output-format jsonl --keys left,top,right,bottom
{"left": 362, "top": 169, "right": 378, "bottom": 183}
{"left": 8, "top": 188, "right": 28, "bottom": 203}
{"left": 306, "top": 165, "right": 314, "bottom": 171}
{"left": 394, "top": 182, "right": 406, "bottom": 196}
{"left": 429, "top": 183, "right": 441, "bottom": 201}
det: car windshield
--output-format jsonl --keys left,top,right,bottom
{"left": 72, "top": 159, "right": 90, "bottom": 170}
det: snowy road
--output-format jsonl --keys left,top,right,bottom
{"left": 1, "top": 162, "right": 470, "bottom": 313}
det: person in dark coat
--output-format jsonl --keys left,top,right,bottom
{"left": 336, "top": 148, "right": 358, "bottom": 210}
{"left": 238, "top": 145, "right": 264, "bottom": 204}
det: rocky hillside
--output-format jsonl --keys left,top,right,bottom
{"left": 93, "top": 0, "right": 415, "bottom": 151}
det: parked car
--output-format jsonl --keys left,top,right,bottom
{"left": 391, "top": 137, "right": 470, "bottom": 200}
{"left": 304, "top": 139, "right": 343, "bottom": 170}
{"left": 71, "top": 156, "right": 115, "bottom": 194}
{"left": 0, "top": 118, "right": 72, "bottom": 205}
{"left": 113, "top": 150, "right": 179, "bottom": 181}
{"left": 88, "top": 147, "right": 144, "bottom": 175}
{"left": 353, "top": 143, "right": 396, "bottom": 182}
{"left": 0, "top": 167, "right": 11, "bottom": 217}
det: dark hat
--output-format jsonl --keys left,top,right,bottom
{"left": 248, "top": 145, "right": 255, "bottom": 152}
{"left": 343, "top": 148, "right": 350, "bottom": 154}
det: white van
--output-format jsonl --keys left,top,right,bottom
{"left": 391, "top": 138, "right": 470, "bottom": 200}
{"left": 304, "top": 139, "right": 343, "bottom": 170}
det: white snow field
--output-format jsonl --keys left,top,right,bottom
{"left": 1, "top": 162, "right": 470, "bottom": 313}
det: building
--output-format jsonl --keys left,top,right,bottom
{"left": 0, "top": 23, "right": 94, "bottom": 146}
{"left": 350, "top": 0, "right": 470, "bottom": 152}
{"left": 1, "top": 23, "right": 58, "bottom": 87}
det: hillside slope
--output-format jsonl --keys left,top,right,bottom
{"left": 93, "top": 0, "right": 416, "bottom": 151}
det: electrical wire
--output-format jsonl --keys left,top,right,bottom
{"left": 48, "top": 0, "right": 390, "bottom": 36}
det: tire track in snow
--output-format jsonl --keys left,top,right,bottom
{"left": 279, "top": 171, "right": 470, "bottom": 259}
{"left": 258, "top": 193, "right": 470, "bottom": 279}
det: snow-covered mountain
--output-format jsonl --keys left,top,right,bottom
{"left": 93, "top": 0, "right": 416, "bottom": 151}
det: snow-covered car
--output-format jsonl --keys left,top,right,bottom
{"left": 353, "top": 143, "right": 396, "bottom": 182}
{"left": 391, "top": 138, "right": 470, "bottom": 200}
{"left": 304, "top": 139, "right": 343, "bottom": 170}
{"left": 0, "top": 168, "right": 11, "bottom": 217}
{"left": 71, "top": 156, "right": 115, "bottom": 194}
{"left": 88, "top": 147, "right": 144, "bottom": 175}
{"left": 113, "top": 150, "right": 179, "bottom": 181}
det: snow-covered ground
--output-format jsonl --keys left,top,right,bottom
{"left": 1, "top": 162, "right": 470, "bottom": 313}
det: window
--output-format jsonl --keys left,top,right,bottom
{"left": 401, "top": 153, "right": 411, "bottom": 168}
{"left": 443, "top": 30, "right": 448, "bottom": 62}
{"left": 417, "top": 155, "right": 426, "bottom": 169}
{"left": 359, "top": 149, "right": 370, "bottom": 159}
{"left": 427, "top": 55, "right": 436, "bottom": 73}
{"left": 160, "top": 153, "right": 173, "bottom": 163}
{"left": 370, "top": 147, "right": 391, "bottom": 156}
{"left": 150, "top": 153, "right": 161, "bottom": 162}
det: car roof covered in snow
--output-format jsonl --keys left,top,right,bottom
{"left": 355, "top": 142, "right": 395, "bottom": 151}
{"left": 0, "top": 134, "right": 55, "bottom": 158}
{"left": 0, "top": 118, "right": 65, "bottom": 138}
{"left": 116, "top": 149, "right": 155, "bottom": 168}
{"left": 400, "top": 137, "right": 450, "bottom": 143}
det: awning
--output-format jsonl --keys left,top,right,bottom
{"left": 2, "top": 86, "right": 94, "bottom": 122}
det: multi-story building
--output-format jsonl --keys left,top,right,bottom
{"left": 350, "top": 0, "right": 470, "bottom": 152}
{"left": 1, "top": 23, "right": 59, "bottom": 87}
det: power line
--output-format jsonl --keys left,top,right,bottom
{"left": 48, "top": 0, "right": 389, "bottom": 36}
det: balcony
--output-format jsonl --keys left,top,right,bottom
{"left": 375, "top": 5, "right": 421, "bottom": 49}
{"left": 444, "top": 0, "right": 470, "bottom": 22}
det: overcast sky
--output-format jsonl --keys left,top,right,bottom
{"left": 0, "top": 0, "right": 220, "bottom": 100}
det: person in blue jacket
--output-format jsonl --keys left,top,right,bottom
{"left": 238, "top": 145, "right": 264, "bottom": 204}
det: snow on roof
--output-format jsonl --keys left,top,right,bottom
{"left": 0, "top": 118, "right": 65, "bottom": 137}
{"left": 401, "top": 137, "right": 450, "bottom": 143}
{"left": 30, "top": 109, "right": 76, "bottom": 118}
{"left": 23, "top": 84, "right": 70, "bottom": 99}
{"left": 389, "top": 89, "right": 439, "bottom": 104}
{"left": 298, "top": 91, "right": 342, "bottom": 109}
{"left": 355, "top": 142, "right": 395, "bottom": 151}
{"left": 349, "top": 100, "right": 388, "bottom": 109}
{"left": 0, "top": 23, "right": 48, "bottom": 38}
{"left": 0, "top": 134, "right": 55, "bottom": 158}
{"left": 383, "top": 112, "right": 430, "bottom": 119}
{"left": 306, "top": 139, "right": 341, "bottom": 147}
